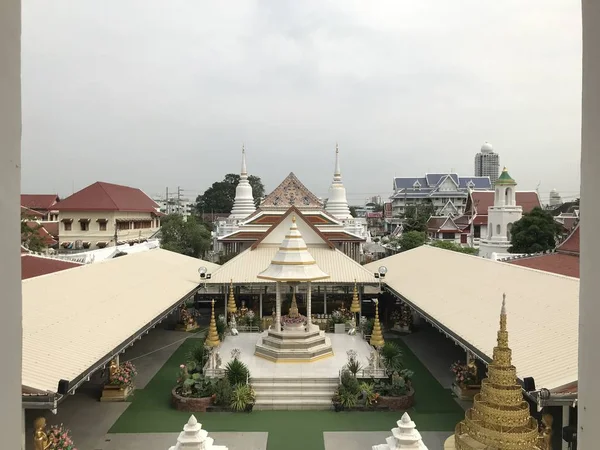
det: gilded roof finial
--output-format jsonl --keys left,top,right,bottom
{"left": 227, "top": 279, "right": 237, "bottom": 315}
{"left": 350, "top": 279, "right": 360, "bottom": 313}
{"left": 292, "top": 215, "right": 296, "bottom": 223}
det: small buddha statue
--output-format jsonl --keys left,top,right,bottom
{"left": 109, "top": 359, "right": 118, "bottom": 382}
{"left": 239, "top": 300, "right": 248, "bottom": 316}
{"left": 467, "top": 356, "right": 478, "bottom": 382}
{"left": 33, "top": 417, "right": 51, "bottom": 450}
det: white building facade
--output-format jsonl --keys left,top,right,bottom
{"left": 478, "top": 168, "right": 523, "bottom": 259}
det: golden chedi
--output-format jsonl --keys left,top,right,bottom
{"left": 288, "top": 291, "right": 300, "bottom": 318}
{"left": 370, "top": 298, "right": 385, "bottom": 348}
{"left": 227, "top": 279, "right": 237, "bottom": 317}
{"left": 350, "top": 279, "right": 361, "bottom": 314}
{"left": 447, "top": 294, "right": 541, "bottom": 449}
{"left": 205, "top": 299, "right": 221, "bottom": 347}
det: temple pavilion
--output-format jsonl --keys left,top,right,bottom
{"left": 206, "top": 205, "right": 378, "bottom": 324}
{"left": 212, "top": 145, "right": 368, "bottom": 262}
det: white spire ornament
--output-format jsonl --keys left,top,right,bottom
{"left": 169, "top": 415, "right": 228, "bottom": 450}
{"left": 229, "top": 144, "right": 256, "bottom": 220}
{"left": 325, "top": 143, "right": 353, "bottom": 220}
{"left": 372, "top": 412, "right": 428, "bottom": 450}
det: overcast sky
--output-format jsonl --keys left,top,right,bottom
{"left": 21, "top": 1, "right": 582, "bottom": 205}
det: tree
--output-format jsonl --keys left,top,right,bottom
{"left": 160, "top": 214, "right": 212, "bottom": 258}
{"left": 509, "top": 207, "right": 562, "bottom": 254}
{"left": 397, "top": 231, "right": 427, "bottom": 251}
{"left": 21, "top": 212, "right": 47, "bottom": 252}
{"left": 400, "top": 203, "right": 434, "bottom": 233}
{"left": 349, "top": 206, "right": 357, "bottom": 218}
{"left": 429, "top": 240, "right": 478, "bottom": 255}
{"left": 195, "top": 173, "right": 265, "bottom": 214}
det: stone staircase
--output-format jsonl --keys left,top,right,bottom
{"left": 251, "top": 376, "right": 338, "bottom": 410}
{"left": 254, "top": 328, "right": 334, "bottom": 362}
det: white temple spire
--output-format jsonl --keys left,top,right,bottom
{"left": 325, "top": 143, "right": 352, "bottom": 220}
{"left": 229, "top": 145, "right": 256, "bottom": 220}
{"left": 372, "top": 413, "right": 428, "bottom": 450}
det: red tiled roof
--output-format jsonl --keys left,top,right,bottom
{"left": 506, "top": 253, "right": 579, "bottom": 278}
{"left": 41, "top": 221, "right": 59, "bottom": 238}
{"left": 21, "top": 194, "right": 59, "bottom": 211}
{"left": 23, "top": 221, "right": 57, "bottom": 246}
{"left": 557, "top": 223, "right": 580, "bottom": 255}
{"left": 55, "top": 182, "right": 159, "bottom": 213}
{"left": 471, "top": 191, "right": 541, "bottom": 215}
{"left": 21, "top": 255, "right": 82, "bottom": 280}
{"left": 21, "top": 206, "right": 44, "bottom": 219}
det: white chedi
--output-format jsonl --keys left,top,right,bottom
{"left": 168, "top": 415, "right": 228, "bottom": 450}
{"left": 371, "top": 412, "right": 428, "bottom": 450}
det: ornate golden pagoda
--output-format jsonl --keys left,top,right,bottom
{"left": 448, "top": 294, "right": 542, "bottom": 450}
{"left": 227, "top": 279, "right": 237, "bottom": 316}
{"left": 370, "top": 299, "right": 385, "bottom": 348}
{"left": 288, "top": 291, "right": 300, "bottom": 318}
{"left": 350, "top": 279, "right": 361, "bottom": 314}
{"left": 205, "top": 299, "right": 221, "bottom": 347}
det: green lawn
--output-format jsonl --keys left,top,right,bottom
{"left": 109, "top": 337, "right": 464, "bottom": 450}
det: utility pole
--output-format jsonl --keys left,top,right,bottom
{"left": 177, "top": 186, "right": 183, "bottom": 215}
{"left": 165, "top": 187, "right": 169, "bottom": 215}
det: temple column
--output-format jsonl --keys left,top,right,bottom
{"left": 580, "top": 3, "right": 600, "bottom": 448}
{"left": 324, "top": 288, "right": 327, "bottom": 315}
{"left": 223, "top": 287, "right": 227, "bottom": 319}
{"left": 275, "top": 281, "right": 281, "bottom": 332}
{"left": 562, "top": 406, "right": 569, "bottom": 450}
{"left": 259, "top": 290, "right": 263, "bottom": 319}
{"left": 359, "top": 285, "right": 363, "bottom": 321}
{"left": 306, "top": 282, "right": 312, "bottom": 329}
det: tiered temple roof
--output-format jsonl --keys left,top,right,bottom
{"left": 451, "top": 295, "right": 542, "bottom": 449}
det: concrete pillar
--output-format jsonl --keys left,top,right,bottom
{"left": 306, "top": 282, "right": 312, "bottom": 328}
{"left": 0, "top": 1, "right": 23, "bottom": 448}
{"left": 223, "top": 286, "right": 227, "bottom": 320}
{"left": 579, "top": 3, "right": 600, "bottom": 448}
{"left": 359, "top": 285, "right": 364, "bottom": 321}
{"left": 562, "top": 406, "right": 569, "bottom": 450}
{"left": 324, "top": 288, "right": 327, "bottom": 315}
{"left": 275, "top": 281, "right": 281, "bottom": 332}
{"left": 259, "top": 291, "right": 263, "bottom": 319}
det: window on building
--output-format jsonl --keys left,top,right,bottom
{"left": 134, "top": 220, "right": 152, "bottom": 229}
{"left": 80, "top": 221, "right": 89, "bottom": 231}
{"left": 442, "top": 232, "right": 455, "bottom": 240}
{"left": 99, "top": 221, "right": 107, "bottom": 231}
{"left": 496, "top": 224, "right": 501, "bottom": 235}
{"left": 117, "top": 221, "right": 130, "bottom": 231}
{"left": 64, "top": 222, "right": 72, "bottom": 231}
{"left": 474, "top": 225, "right": 481, "bottom": 238}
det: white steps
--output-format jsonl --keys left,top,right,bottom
{"left": 251, "top": 376, "right": 338, "bottom": 410}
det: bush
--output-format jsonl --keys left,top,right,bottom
{"left": 214, "top": 377, "right": 233, "bottom": 406}
{"left": 187, "top": 340, "right": 208, "bottom": 369}
{"left": 225, "top": 359, "right": 250, "bottom": 386}
{"left": 347, "top": 358, "right": 362, "bottom": 377}
{"left": 177, "top": 363, "right": 215, "bottom": 398}
{"left": 216, "top": 316, "right": 227, "bottom": 340}
{"left": 381, "top": 342, "right": 404, "bottom": 374}
{"left": 361, "top": 318, "right": 375, "bottom": 336}
{"left": 230, "top": 383, "right": 256, "bottom": 412}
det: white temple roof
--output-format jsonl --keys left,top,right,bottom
{"left": 367, "top": 245, "right": 579, "bottom": 391}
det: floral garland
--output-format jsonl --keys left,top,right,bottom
{"left": 281, "top": 314, "right": 306, "bottom": 324}
{"left": 450, "top": 361, "right": 477, "bottom": 387}
{"left": 110, "top": 361, "right": 137, "bottom": 387}
{"left": 47, "top": 424, "right": 77, "bottom": 450}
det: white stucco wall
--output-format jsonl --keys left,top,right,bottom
{"left": 579, "top": 2, "right": 598, "bottom": 447}
{"left": 0, "top": 1, "right": 23, "bottom": 448}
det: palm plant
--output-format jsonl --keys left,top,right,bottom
{"left": 230, "top": 383, "right": 256, "bottom": 412}
{"left": 381, "top": 342, "right": 404, "bottom": 375}
{"left": 225, "top": 358, "right": 250, "bottom": 386}
{"left": 347, "top": 358, "right": 362, "bottom": 377}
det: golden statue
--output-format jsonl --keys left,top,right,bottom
{"left": 540, "top": 414, "right": 553, "bottom": 449}
{"left": 466, "top": 355, "right": 478, "bottom": 381}
{"left": 239, "top": 300, "right": 248, "bottom": 316}
{"left": 33, "top": 417, "right": 51, "bottom": 450}
{"left": 109, "top": 358, "right": 118, "bottom": 382}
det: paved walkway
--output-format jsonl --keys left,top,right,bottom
{"left": 99, "top": 432, "right": 268, "bottom": 450}
{"left": 24, "top": 327, "right": 192, "bottom": 450}
{"left": 324, "top": 431, "right": 451, "bottom": 450}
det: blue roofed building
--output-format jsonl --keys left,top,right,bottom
{"left": 389, "top": 173, "right": 492, "bottom": 217}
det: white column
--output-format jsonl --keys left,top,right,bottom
{"left": 306, "top": 282, "right": 312, "bottom": 329}
{"left": 580, "top": 3, "right": 600, "bottom": 448}
{"left": 259, "top": 291, "right": 263, "bottom": 319}
{"left": 562, "top": 406, "right": 570, "bottom": 450}
{"left": 275, "top": 281, "right": 281, "bottom": 332}
{"left": 223, "top": 286, "right": 227, "bottom": 319}
{"left": 324, "top": 288, "right": 327, "bottom": 315}
{"left": 359, "top": 285, "right": 363, "bottom": 322}
{"left": 21, "top": 408, "right": 25, "bottom": 450}
{"left": 1, "top": 1, "right": 23, "bottom": 448}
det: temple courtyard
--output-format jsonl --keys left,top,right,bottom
{"left": 26, "top": 325, "right": 466, "bottom": 450}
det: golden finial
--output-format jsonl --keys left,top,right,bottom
{"left": 350, "top": 279, "right": 360, "bottom": 313}
{"left": 502, "top": 166, "right": 508, "bottom": 172}
{"left": 370, "top": 299, "right": 385, "bottom": 348}
{"left": 227, "top": 279, "right": 237, "bottom": 315}
{"left": 288, "top": 291, "right": 300, "bottom": 318}
{"left": 205, "top": 299, "right": 220, "bottom": 347}
{"left": 292, "top": 215, "right": 296, "bottom": 223}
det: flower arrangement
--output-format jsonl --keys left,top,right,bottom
{"left": 47, "top": 424, "right": 77, "bottom": 450}
{"left": 390, "top": 309, "right": 402, "bottom": 325}
{"left": 450, "top": 361, "right": 477, "bottom": 387}
{"left": 281, "top": 314, "right": 306, "bottom": 325}
{"left": 110, "top": 361, "right": 137, "bottom": 388}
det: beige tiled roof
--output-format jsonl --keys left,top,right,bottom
{"left": 209, "top": 244, "right": 377, "bottom": 284}
{"left": 366, "top": 245, "right": 579, "bottom": 391}
{"left": 22, "top": 249, "right": 219, "bottom": 393}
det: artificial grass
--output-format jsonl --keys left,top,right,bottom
{"left": 109, "top": 336, "right": 464, "bottom": 450}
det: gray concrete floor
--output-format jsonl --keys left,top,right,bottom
{"left": 24, "top": 327, "right": 191, "bottom": 450}
{"left": 324, "top": 431, "right": 452, "bottom": 450}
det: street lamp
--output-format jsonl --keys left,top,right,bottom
{"left": 198, "top": 267, "right": 212, "bottom": 290}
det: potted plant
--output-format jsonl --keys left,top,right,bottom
{"left": 450, "top": 360, "right": 480, "bottom": 400}
{"left": 230, "top": 383, "right": 256, "bottom": 412}
{"left": 47, "top": 423, "right": 77, "bottom": 450}
{"left": 331, "top": 310, "right": 347, "bottom": 334}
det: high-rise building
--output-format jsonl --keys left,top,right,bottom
{"left": 474, "top": 142, "right": 500, "bottom": 187}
